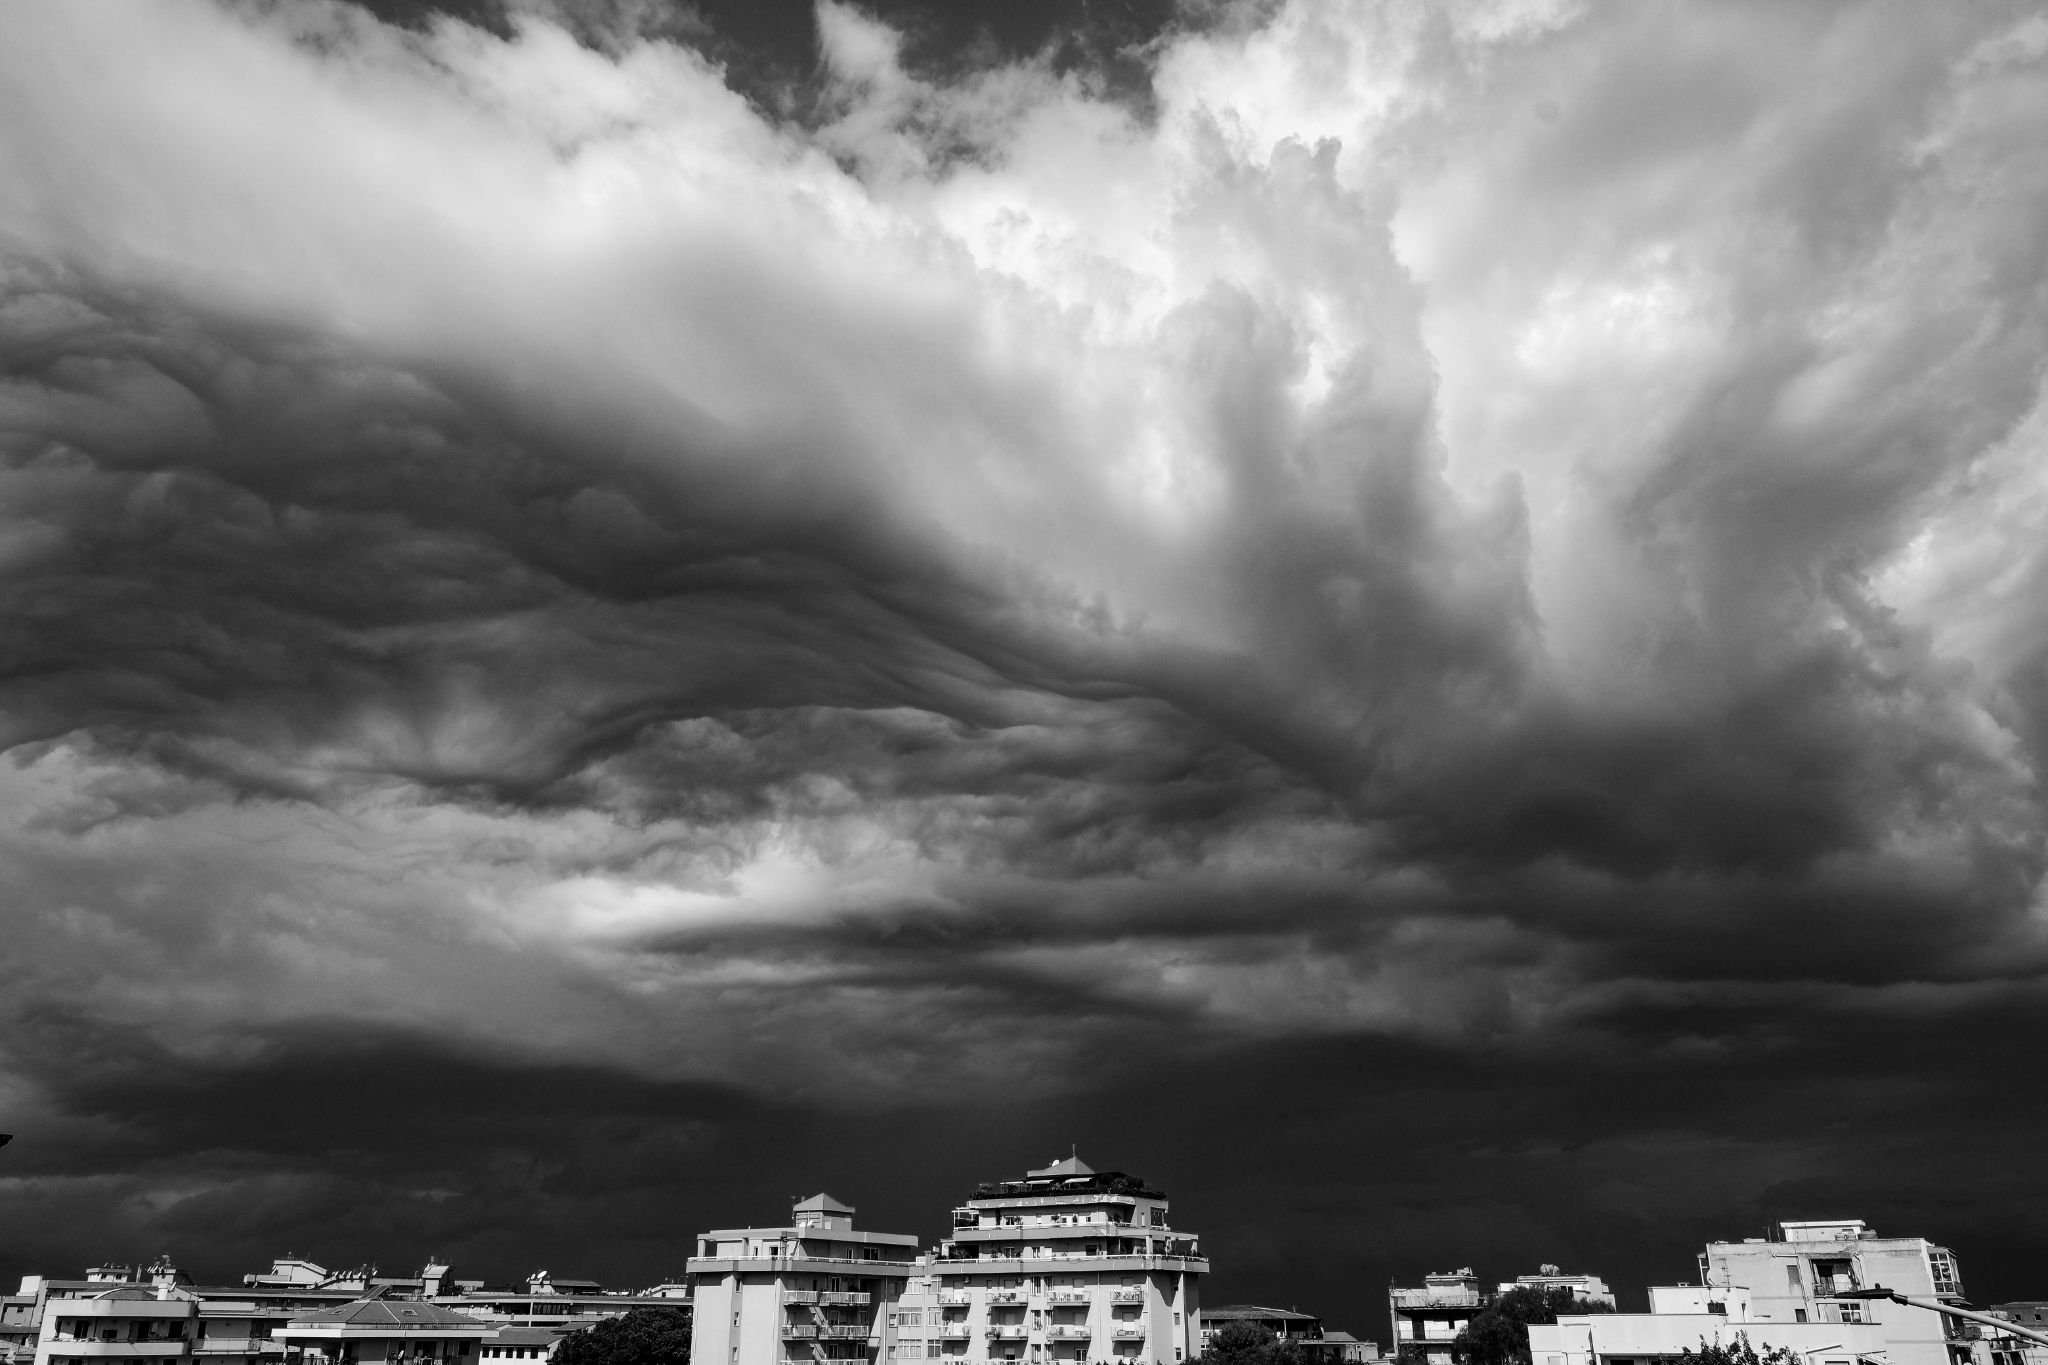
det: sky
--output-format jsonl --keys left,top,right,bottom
{"left": 4, "top": 0, "right": 2048, "bottom": 1329}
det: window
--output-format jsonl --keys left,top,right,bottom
{"left": 1795, "top": 1311, "right": 1807, "bottom": 1324}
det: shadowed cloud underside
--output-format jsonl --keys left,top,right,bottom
{"left": 3, "top": 0, "right": 2048, "bottom": 1322}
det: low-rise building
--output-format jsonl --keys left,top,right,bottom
{"left": 274, "top": 1298, "right": 492, "bottom": 1365}
{"left": 1199, "top": 1308, "right": 1322, "bottom": 1349}
{"left": 1200, "top": 1308, "right": 1365, "bottom": 1364}
{"left": 1527, "top": 1309, "right": 1886, "bottom": 1365}
{"left": 476, "top": 1327, "right": 567, "bottom": 1365}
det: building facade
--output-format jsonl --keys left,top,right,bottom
{"left": 686, "top": 1194, "right": 921, "bottom": 1365}
{"left": 890, "top": 1156, "right": 1205, "bottom": 1365}
{"left": 1526, "top": 1219, "right": 1980, "bottom": 1365}
{"left": 1697, "top": 1220, "right": 1968, "bottom": 1365}
{"left": 1388, "top": 1271, "right": 1484, "bottom": 1365}
{"left": 275, "top": 1298, "right": 493, "bottom": 1365}
{"left": 33, "top": 1289, "right": 198, "bottom": 1365}
{"left": 1527, "top": 1307, "right": 1886, "bottom": 1365}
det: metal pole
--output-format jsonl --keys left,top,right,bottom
{"left": 1849, "top": 1292, "right": 2048, "bottom": 1351}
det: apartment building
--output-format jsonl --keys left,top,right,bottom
{"left": 685, "top": 1194, "right": 921, "bottom": 1365}
{"left": 1387, "top": 1271, "right": 1483, "bottom": 1365}
{"left": 1698, "top": 1219, "right": 1968, "bottom": 1365}
{"left": 5, "top": 1290, "right": 38, "bottom": 1365}
{"left": 1527, "top": 1219, "right": 1977, "bottom": 1365}
{"left": 33, "top": 1289, "right": 198, "bottom": 1365}
{"left": 890, "top": 1155, "right": 1205, "bottom": 1365}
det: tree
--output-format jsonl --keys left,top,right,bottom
{"left": 552, "top": 1307, "right": 693, "bottom": 1365}
{"left": 1677, "top": 1334, "right": 1801, "bottom": 1365}
{"left": 1452, "top": 1286, "right": 1614, "bottom": 1365}
{"left": 1202, "top": 1320, "right": 1308, "bottom": 1365}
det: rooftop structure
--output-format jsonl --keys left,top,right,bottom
{"left": 1497, "top": 1269, "right": 1615, "bottom": 1311}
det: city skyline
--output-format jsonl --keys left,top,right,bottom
{"left": 5, "top": 0, "right": 2048, "bottom": 1333}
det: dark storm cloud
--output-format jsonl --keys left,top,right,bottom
{"left": 5, "top": 0, "right": 2048, "bottom": 1320}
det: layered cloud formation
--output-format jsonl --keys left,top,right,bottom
{"left": 4, "top": 0, "right": 2048, "bottom": 1308}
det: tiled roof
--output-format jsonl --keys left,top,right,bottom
{"left": 288, "top": 1300, "right": 490, "bottom": 1329}
{"left": 1203, "top": 1306, "right": 1321, "bottom": 1323}
{"left": 489, "top": 1328, "right": 571, "bottom": 1347}
{"left": 794, "top": 1194, "right": 853, "bottom": 1215}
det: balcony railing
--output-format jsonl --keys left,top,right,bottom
{"left": 1811, "top": 1281, "right": 1860, "bottom": 1300}
{"left": 1046, "top": 1328, "right": 1092, "bottom": 1340}
{"left": 785, "top": 1294, "right": 822, "bottom": 1306}
{"left": 936, "top": 1327, "right": 971, "bottom": 1340}
{"left": 1047, "top": 1294, "right": 1089, "bottom": 1307}
{"left": 986, "top": 1328, "right": 1028, "bottom": 1341}
{"left": 1391, "top": 1291, "right": 1482, "bottom": 1310}
{"left": 820, "top": 1295, "right": 871, "bottom": 1308}
{"left": 987, "top": 1295, "right": 1023, "bottom": 1306}
{"left": 816, "top": 1328, "right": 869, "bottom": 1341}
{"left": 784, "top": 1328, "right": 820, "bottom": 1340}
{"left": 935, "top": 1295, "right": 971, "bottom": 1307}
{"left": 1112, "top": 1328, "right": 1146, "bottom": 1340}
{"left": 1110, "top": 1292, "right": 1143, "bottom": 1304}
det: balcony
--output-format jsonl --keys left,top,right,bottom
{"left": 785, "top": 1294, "right": 822, "bottom": 1306}
{"left": 1048, "top": 1295, "right": 1089, "bottom": 1307}
{"left": 936, "top": 1327, "right": 972, "bottom": 1340}
{"left": 817, "top": 1328, "right": 870, "bottom": 1341}
{"left": 1391, "top": 1291, "right": 1483, "bottom": 1310}
{"left": 1112, "top": 1328, "right": 1146, "bottom": 1340}
{"left": 1046, "top": 1328, "right": 1092, "bottom": 1341}
{"left": 820, "top": 1295, "right": 871, "bottom": 1308}
{"left": 1811, "top": 1281, "right": 1860, "bottom": 1300}
{"left": 935, "top": 1295, "right": 971, "bottom": 1308}
{"left": 987, "top": 1295, "right": 1023, "bottom": 1306}
{"left": 785, "top": 1328, "right": 821, "bottom": 1340}
{"left": 986, "top": 1328, "right": 1028, "bottom": 1341}
{"left": 38, "top": 1347, "right": 189, "bottom": 1359}
{"left": 1110, "top": 1292, "right": 1143, "bottom": 1305}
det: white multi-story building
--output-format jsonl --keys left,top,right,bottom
{"left": 686, "top": 1194, "right": 922, "bottom": 1365}
{"left": 33, "top": 1289, "right": 198, "bottom": 1365}
{"left": 1529, "top": 1219, "right": 1973, "bottom": 1365}
{"left": 890, "top": 1155, "right": 1205, "bottom": 1365}
{"left": 1699, "top": 1219, "right": 1969, "bottom": 1365}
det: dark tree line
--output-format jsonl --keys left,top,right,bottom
{"left": 1200, "top": 1320, "right": 1312, "bottom": 1365}
{"left": 552, "top": 1307, "right": 693, "bottom": 1365}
